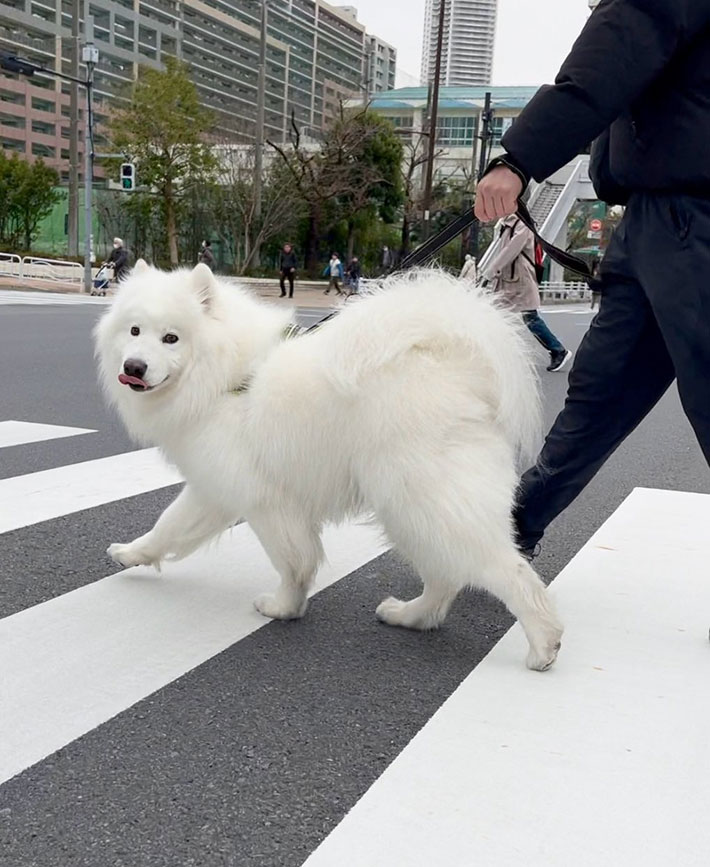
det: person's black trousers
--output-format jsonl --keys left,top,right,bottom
{"left": 515, "top": 193, "right": 710, "bottom": 550}
{"left": 280, "top": 270, "right": 294, "bottom": 297}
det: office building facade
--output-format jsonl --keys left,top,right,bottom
{"left": 421, "top": 0, "right": 497, "bottom": 87}
{"left": 0, "top": 0, "right": 394, "bottom": 179}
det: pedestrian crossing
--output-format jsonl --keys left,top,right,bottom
{"left": 0, "top": 289, "right": 112, "bottom": 305}
{"left": 1, "top": 420, "right": 709, "bottom": 866}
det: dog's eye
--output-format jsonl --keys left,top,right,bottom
{"left": 130, "top": 326, "right": 140, "bottom": 336}
{"left": 163, "top": 333, "right": 179, "bottom": 345}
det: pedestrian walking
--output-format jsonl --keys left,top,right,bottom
{"left": 590, "top": 261, "right": 602, "bottom": 310}
{"left": 105, "top": 237, "right": 129, "bottom": 283}
{"left": 474, "top": 0, "right": 710, "bottom": 559}
{"left": 346, "top": 256, "right": 362, "bottom": 295}
{"left": 279, "top": 243, "right": 298, "bottom": 298}
{"left": 198, "top": 240, "right": 216, "bottom": 271}
{"left": 381, "top": 245, "right": 393, "bottom": 274}
{"left": 323, "top": 252, "right": 343, "bottom": 295}
{"left": 482, "top": 215, "right": 572, "bottom": 373}
{"left": 459, "top": 253, "right": 477, "bottom": 284}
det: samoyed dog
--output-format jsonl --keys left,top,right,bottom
{"left": 95, "top": 261, "right": 563, "bottom": 671}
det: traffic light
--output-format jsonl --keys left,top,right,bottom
{"left": 120, "top": 162, "right": 136, "bottom": 191}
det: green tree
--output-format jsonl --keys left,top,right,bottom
{"left": 0, "top": 152, "right": 60, "bottom": 250}
{"left": 270, "top": 105, "right": 404, "bottom": 272}
{"left": 110, "top": 58, "right": 216, "bottom": 266}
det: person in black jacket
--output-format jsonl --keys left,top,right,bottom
{"left": 279, "top": 243, "right": 297, "bottom": 298}
{"left": 475, "top": 0, "right": 710, "bottom": 557}
{"left": 105, "top": 237, "right": 129, "bottom": 283}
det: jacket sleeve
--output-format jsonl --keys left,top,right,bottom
{"left": 484, "top": 225, "right": 529, "bottom": 277}
{"left": 502, "top": 0, "right": 710, "bottom": 181}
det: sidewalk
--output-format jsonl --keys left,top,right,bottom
{"left": 0, "top": 275, "right": 342, "bottom": 309}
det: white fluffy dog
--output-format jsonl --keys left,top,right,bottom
{"left": 95, "top": 262, "right": 563, "bottom": 671}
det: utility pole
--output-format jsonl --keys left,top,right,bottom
{"left": 67, "top": 0, "right": 80, "bottom": 257}
{"left": 252, "top": 0, "right": 268, "bottom": 268}
{"left": 81, "top": 2, "right": 98, "bottom": 293}
{"left": 466, "top": 91, "right": 493, "bottom": 259}
{"left": 421, "top": 0, "right": 447, "bottom": 241}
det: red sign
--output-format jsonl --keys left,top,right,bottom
{"left": 589, "top": 218, "right": 603, "bottom": 232}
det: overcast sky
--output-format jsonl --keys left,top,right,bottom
{"left": 350, "top": 0, "right": 591, "bottom": 86}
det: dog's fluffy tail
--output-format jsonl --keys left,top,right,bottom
{"left": 324, "top": 269, "right": 541, "bottom": 462}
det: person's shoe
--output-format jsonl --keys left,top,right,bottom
{"left": 280, "top": 293, "right": 286, "bottom": 297}
{"left": 324, "top": 290, "right": 330, "bottom": 294}
{"left": 519, "top": 542, "right": 542, "bottom": 562}
{"left": 547, "top": 349, "right": 573, "bottom": 373}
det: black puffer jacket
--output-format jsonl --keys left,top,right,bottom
{"left": 502, "top": 0, "right": 710, "bottom": 198}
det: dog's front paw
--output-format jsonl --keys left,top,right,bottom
{"left": 107, "top": 542, "right": 157, "bottom": 569}
{"left": 254, "top": 592, "right": 307, "bottom": 621}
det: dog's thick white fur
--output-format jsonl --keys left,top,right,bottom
{"left": 95, "top": 262, "right": 562, "bottom": 670}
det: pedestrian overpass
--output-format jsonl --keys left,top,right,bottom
{"left": 478, "top": 155, "right": 598, "bottom": 283}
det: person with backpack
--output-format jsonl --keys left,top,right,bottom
{"left": 482, "top": 214, "right": 572, "bottom": 372}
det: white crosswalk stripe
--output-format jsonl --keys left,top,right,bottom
{"left": 0, "top": 289, "right": 112, "bottom": 306}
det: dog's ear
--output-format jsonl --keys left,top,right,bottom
{"left": 133, "top": 259, "right": 150, "bottom": 274}
{"left": 189, "top": 263, "right": 216, "bottom": 308}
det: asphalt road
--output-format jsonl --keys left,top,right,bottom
{"left": 1, "top": 296, "right": 708, "bottom": 866}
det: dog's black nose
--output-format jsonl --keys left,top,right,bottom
{"left": 124, "top": 358, "right": 148, "bottom": 379}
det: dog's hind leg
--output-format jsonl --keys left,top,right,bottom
{"left": 249, "top": 511, "right": 324, "bottom": 621}
{"left": 477, "top": 551, "right": 563, "bottom": 672}
{"left": 108, "top": 485, "right": 232, "bottom": 568}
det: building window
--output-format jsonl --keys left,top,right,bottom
{"left": 32, "top": 97, "right": 55, "bottom": 113}
{"left": 32, "top": 120, "right": 55, "bottom": 136}
{"left": 437, "top": 115, "right": 476, "bottom": 147}
{"left": 2, "top": 137, "right": 26, "bottom": 152}
{"left": 1, "top": 90, "right": 25, "bottom": 106}
{"left": 0, "top": 112, "right": 24, "bottom": 129}
{"left": 32, "top": 142, "right": 56, "bottom": 158}
{"left": 491, "top": 116, "right": 514, "bottom": 146}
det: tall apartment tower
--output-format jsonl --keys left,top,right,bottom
{"left": 421, "top": 0, "right": 497, "bottom": 86}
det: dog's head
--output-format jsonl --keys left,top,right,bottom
{"left": 94, "top": 260, "right": 291, "bottom": 443}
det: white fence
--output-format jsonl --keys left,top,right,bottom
{"left": 0, "top": 254, "right": 84, "bottom": 284}
{"left": 539, "top": 281, "right": 590, "bottom": 303}
{"left": 0, "top": 253, "right": 22, "bottom": 279}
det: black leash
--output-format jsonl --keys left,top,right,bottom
{"left": 398, "top": 199, "right": 593, "bottom": 278}
{"left": 305, "top": 199, "right": 592, "bottom": 333}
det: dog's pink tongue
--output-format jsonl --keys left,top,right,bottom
{"left": 118, "top": 373, "right": 148, "bottom": 388}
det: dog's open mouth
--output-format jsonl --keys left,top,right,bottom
{"left": 118, "top": 374, "right": 168, "bottom": 392}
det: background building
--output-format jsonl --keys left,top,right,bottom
{"left": 366, "top": 84, "right": 534, "bottom": 184}
{"left": 0, "top": 0, "right": 395, "bottom": 179}
{"left": 364, "top": 34, "right": 397, "bottom": 96}
{"left": 421, "top": 0, "right": 497, "bottom": 87}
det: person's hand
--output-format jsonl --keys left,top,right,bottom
{"left": 290, "top": 268, "right": 295, "bottom": 273}
{"left": 475, "top": 166, "right": 523, "bottom": 222}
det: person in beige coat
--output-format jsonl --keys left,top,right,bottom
{"left": 483, "top": 214, "right": 572, "bottom": 372}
